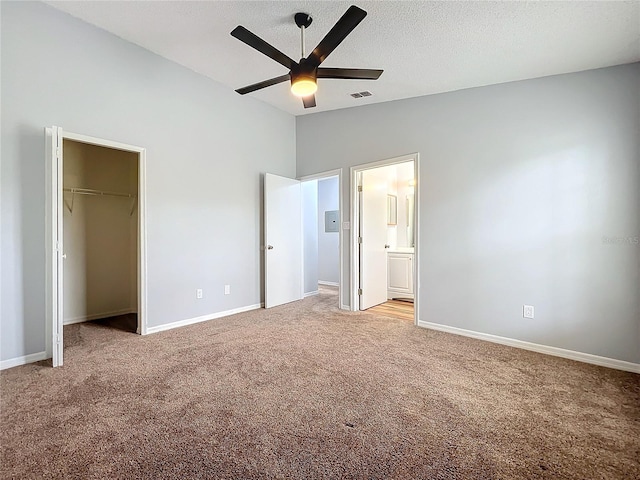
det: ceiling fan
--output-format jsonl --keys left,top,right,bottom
{"left": 231, "top": 5, "right": 383, "bottom": 109}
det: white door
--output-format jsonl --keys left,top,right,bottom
{"left": 264, "top": 173, "right": 303, "bottom": 308}
{"left": 46, "top": 126, "right": 64, "bottom": 367}
{"left": 359, "top": 169, "right": 389, "bottom": 310}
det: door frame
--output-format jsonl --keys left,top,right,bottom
{"left": 298, "top": 168, "right": 345, "bottom": 309}
{"left": 350, "top": 153, "right": 420, "bottom": 325}
{"left": 45, "top": 127, "right": 148, "bottom": 367}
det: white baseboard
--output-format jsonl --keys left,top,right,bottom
{"left": 0, "top": 351, "right": 48, "bottom": 370}
{"left": 318, "top": 281, "right": 339, "bottom": 287}
{"left": 64, "top": 308, "right": 136, "bottom": 325}
{"left": 340, "top": 304, "right": 351, "bottom": 311}
{"left": 146, "top": 303, "right": 263, "bottom": 335}
{"left": 304, "top": 290, "right": 319, "bottom": 298}
{"left": 418, "top": 321, "right": 640, "bottom": 374}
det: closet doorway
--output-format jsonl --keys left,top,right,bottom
{"left": 45, "top": 127, "right": 147, "bottom": 367}
{"left": 299, "top": 169, "right": 345, "bottom": 310}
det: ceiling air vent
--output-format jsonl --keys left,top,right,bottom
{"left": 350, "top": 91, "right": 373, "bottom": 99}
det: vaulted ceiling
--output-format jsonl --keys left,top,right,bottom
{"left": 47, "top": 1, "right": 640, "bottom": 115}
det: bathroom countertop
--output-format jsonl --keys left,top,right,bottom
{"left": 387, "top": 247, "right": 414, "bottom": 254}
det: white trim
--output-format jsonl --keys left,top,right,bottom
{"left": 1, "top": 352, "right": 48, "bottom": 371}
{"left": 299, "top": 178, "right": 305, "bottom": 303}
{"left": 350, "top": 166, "right": 358, "bottom": 311}
{"left": 351, "top": 155, "right": 420, "bottom": 172}
{"left": 146, "top": 303, "right": 263, "bottom": 334}
{"left": 44, "top": 128, "right": 56, "bottom": 361}
{"left": 137, "top": 148, "right": 148, "bottom": 335}
{"left": 318, "top": 281, "right": 339, "bottom": 287}
{"left": 350, "top": 153, "right": 420, "bottom": 326}
{"left": 63, "top": 308, "right": 136, "bottom": 325}
{"left": 297, "top": 170, "right": 342, "bottom": 182}
{"left": 418, "top": 321, "right": 640, "bottom": 374}
{"left": 304, "top": 290, "right": 320, "bottom": 298}
{"left": 413, "top": 155, "right": 420, "bottom": 325}
{"left": 45, "top": 126, "right": 64, "bottom": 366}
{"left": 340, "top": 304, "right": 350, "bottom": 310}
{"left": 62, "top": 131, "right": 142, "bottom": 153}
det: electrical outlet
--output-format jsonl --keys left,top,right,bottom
{"left": 196, "top": 289, "right": 203, "bottom": 299}
{"left": 523, "top": 305, "right": 534, "bottom": 319}
{"left": 224, "top": 285, "right": 231, "bottom": 295}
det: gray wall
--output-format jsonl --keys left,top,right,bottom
{"left": 302, "top": 180, "right": 318, "bottom": 295}
{"left": 1, "top": 2, "right": 295, "bottom": 362}
{"left": 317, "top": 177, "right": 340, "bottom": 284}
{"left": 297, "top": 63, "right": 640, "bottom": 364}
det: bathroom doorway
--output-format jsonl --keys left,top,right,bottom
{"left": 351, "top": 154, "right": 419, "bottom": 324}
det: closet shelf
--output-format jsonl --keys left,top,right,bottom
{"left": 63, "top": 188, "right": 137, "bottom": 216}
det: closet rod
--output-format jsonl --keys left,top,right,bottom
{"left": 63, "top": 187, "right": 135, "bottom": 198}
{"left": 63, "top": 187, "right": 137, "bottom": 216}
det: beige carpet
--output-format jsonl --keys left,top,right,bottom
{"left": 1, "top": 289, "right": 639, "bottom": 479}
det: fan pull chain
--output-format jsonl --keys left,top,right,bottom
{"left": 301, "top": 25, "right": 306, "bottom": 59}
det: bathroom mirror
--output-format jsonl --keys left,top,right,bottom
{"left": 387, "top": 195, "right": 397, "bottom": 225}
{"left": 406, "top": 193, "right": 415, "bottom": 247}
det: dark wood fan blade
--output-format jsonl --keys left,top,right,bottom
{"left": 231, "top": 26, "right": 297, "bottom": 70}
{"left": 302, "top": 95, "right": 316, "bottom": 108}
{"left": 308, "top": 6, "right": 367, "bottom": 67}
{"left": 317, "top": 68, "right": 383, "bottom": 80}
{"left": 236, "top": 74, "right": 290, "bottom": 95}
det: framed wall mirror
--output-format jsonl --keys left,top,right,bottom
{"left": 387, "top": 194, "right": 397, "bottom": 225}
{"left": 406, "top": 193, "right": 415, "bottom": 247}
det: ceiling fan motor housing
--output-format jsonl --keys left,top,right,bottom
{"left": 291, "top": 59, "right": 317, "bottom": 81}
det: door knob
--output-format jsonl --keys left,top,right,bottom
{"left": 384, "top": 244, "right": 390, "bottom": 249}
{"left": 267, "top": 245, "right": 274, "bottom": 250}
{"left": 62, "top": 254, "right": 67, "bottom": 259}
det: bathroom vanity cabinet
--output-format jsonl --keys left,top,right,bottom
{"left": 387, "top": 250, "right": 414, "bottom": 300}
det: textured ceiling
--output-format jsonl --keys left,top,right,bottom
{"left": 46, "top": 1, "right": 640, "bottom": 116}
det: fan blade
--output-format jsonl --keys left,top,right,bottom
{"left": 308, "top": 6, "right": 367, "bottom": 67}
{"left": 236, "top": 74, "right": 290, "bottom": 95}
{"left": 302, "top": 95, "right": 316, "bottom": 108}
{"left": 317, "top": 68, "right": 383, "bottom": 80}
{"left": 231, "top": 26, "right": 297, "bottom": 70}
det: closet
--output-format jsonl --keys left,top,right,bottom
{"left": 62, "top": 139, "right": 138, "bottom": 331}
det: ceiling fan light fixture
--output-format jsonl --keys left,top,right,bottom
{"left": 291, "top": 76, "right": 317, "bottom": 97}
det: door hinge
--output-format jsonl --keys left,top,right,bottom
{"left": 357, "top": 288, "right": 362, "bottom": 295}
{"left": 358, "top": 237, "right": 362, "bottom": 244}
{"left": 56, "top": 147, "right": 61, "bottom": 159}
{"left": 357, "top": 185, "right": 363, "bottom": 192}
{"left": 55, "top": 241, "right": 60, "bottom": 252}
